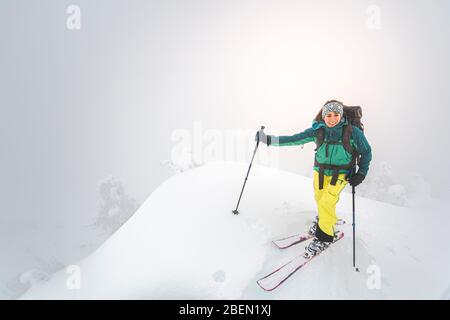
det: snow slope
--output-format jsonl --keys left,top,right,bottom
{"left": 21, "top": 162, "right": 450, "bottom": 299}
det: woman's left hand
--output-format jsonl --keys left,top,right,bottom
{"left": 348, "top": 173, "right": 365, "bottom": 187}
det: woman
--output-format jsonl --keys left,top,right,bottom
{"left": 257, "top": 100, "right": 372, "bottom": 258}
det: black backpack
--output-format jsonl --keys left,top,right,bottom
{"left": 343, "top": 106, "right": 364, "bottom": 131}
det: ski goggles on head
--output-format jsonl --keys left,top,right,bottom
{"left": 322, "top": 102, "right": 344, "bottom": 118}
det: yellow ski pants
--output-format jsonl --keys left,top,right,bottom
{"left": 313, "top": 171, "right": 348, "bottom": 237}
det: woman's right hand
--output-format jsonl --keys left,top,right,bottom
{"left": 255, "top": 129, "right": 271, "bottom": 145}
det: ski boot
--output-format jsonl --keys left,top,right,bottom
{"left": 303, "top": 237, "right": 331, "bottom": 259}
{"left": 307, "top": 216, "right": 319, "bottom": 236}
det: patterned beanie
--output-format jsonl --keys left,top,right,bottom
{"left": 322, "top": 101, "right": 344, "bottom": 119}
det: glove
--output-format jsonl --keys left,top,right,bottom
{"left": 348, "top": 173, "right": 365, "bottom": 187}
{"left": 255, "top": 130, "right": 271, "bottom": 145}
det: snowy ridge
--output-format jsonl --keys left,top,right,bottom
{"left": 21, "top": 162, "right": 450, "bottom": 299}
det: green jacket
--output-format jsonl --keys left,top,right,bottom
{"left": 269, "top": 118, "right": 372, "bottom": 176}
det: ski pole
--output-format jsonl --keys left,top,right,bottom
{"left": 352, "top": 185, "right": 360, "bottom": 272}
{"left": 232, "top": 126, "right": 265, "bottom": 215}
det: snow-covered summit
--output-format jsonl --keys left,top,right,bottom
{"left": 21, "top": 162, "right": 450, "bottom": 299}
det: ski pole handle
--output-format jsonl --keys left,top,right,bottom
{"left": 256, "top": 126, "right": 265, "bottom": 144}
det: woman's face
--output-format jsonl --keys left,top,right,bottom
{"left": 323, "top": 112, "right": 341, "bottom": 128}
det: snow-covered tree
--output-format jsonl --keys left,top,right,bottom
{"left": 385, "top": 184, "right": 407, "bottom": 206}
{"left": 93, "top": 175, "right": 138, "bottom": 235}
{"left": 355, "top": 161, "right": 396, "bottom": 202}
{"left": 404, "top": 173, "right": 432, "bottom": 207}
{"left": 160, "top": 158, "right": 197, "bottom": 174}
{"left": 160, "top": 149, "right": 201, "bottom": 174}
{"left": 352, "top": 161, "right": 431, "bottom": 207}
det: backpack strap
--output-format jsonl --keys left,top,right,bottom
{"left": 314, "top": 161, "right": 356, "bottom": 190}
{"left": 314, "top": 127, "right": 325, "bottom": 151}
{"left": 314, "top": 124, "right": 360, "bottom": 189}
{"left": 318, "top": 167, "right": 325, "bottom": 190}
{"left": 342, "top": 124, "right": 354, "bottom": 155}
{"left": 342, "top": 124, "right": 362, "bottom": 167}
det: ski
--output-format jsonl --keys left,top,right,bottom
{"left": 258, "top": 231, "right": 344, "bottom": 291}
{"left": 272, "top": 218, "right": 346, "bottom": 249}
{"left": 272, "top": 233, "right": 313, "bottom": 249}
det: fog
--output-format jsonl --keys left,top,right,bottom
{"left": 1, "top": 0, "right": 449, "bottom": 296}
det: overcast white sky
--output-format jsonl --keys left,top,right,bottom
{"left": 1, "top": 0, "right": 449, "bottom": 232}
